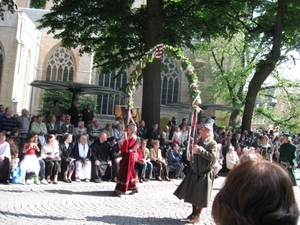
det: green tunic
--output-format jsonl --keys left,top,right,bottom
{"left": 279, "top": 142, "right": 297, "bottom": 186}
{"left": 173, "top": 137, "right": 217, "bottom": 207}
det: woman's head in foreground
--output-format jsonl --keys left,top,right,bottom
{"left": 212, "top": 160, "right": 299, "bottom": 225}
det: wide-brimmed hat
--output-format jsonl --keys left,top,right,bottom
{"left": 201, "top": 117, "right": 215, "bottom": 131}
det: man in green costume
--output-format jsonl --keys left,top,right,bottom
{"left": 279, "top": 133, "right": 297, "bottom": 186}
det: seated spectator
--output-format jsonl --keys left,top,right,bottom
{"left": 212, "top": 143, "right": 223, "bottom": 178}
{"left": 73, "top": 135, "right": 92, "bottom": 182}
{"left": 19, "top": 131, "right": 40, "bottom": 185}
{"left": 160, "top": 125, "right": 171, "bottom": 145}
{"left": 103, "top": 123, "right": 113, "bottom": 138}
{"left": 147, "top": 124, "right": 160, "bottom": 140}
{"left": 59, "top": 133, "right": 75, "bottom": 183}
{"left": 9, "top": 128, "right": 21, "bottom": 149}
{"left": 137, "top": 120, "right": 147, "bottom": 139}
{"left": 61, "top": 115, "right": 75, "bottom": 135}
{"left": 150, "top": 140, "right": 169, "bottom": 181}
{"left": 0, "top": 107, "right": 17, "bottom": 138}
{"left": 0, "top": 132, "right": 11, "bottom": 184}
{"left": 8, "top": 138, "right": 19, "bottom": 171}
{"left": 140, "top": 139, "right": 153, "bottom": 180}
{"left": 56, "top": 114, "right": 66, "bottom": 134}
{"left": 135, "top": 139, "right": 149, "bottom": 183}
{"left": 31, "top": 114, "right": 48, "bottom": 145}
{"left": 0, "top": 104, "right": 4, "bottom": 117}
{"left": 46, "top": 115, "right": 60, "bottom": 134}
{"left": 171, "top": 125, "right": 181, "bottom": 145}
{"left": 28, "top": 115, "right": 37, "bottom": 131}
{"left": 91, "top": 132, "right": 112, "bottom": 182}
{"left": 212, "top": 160, "right": 299, "bottom": 225}
{"left": 88, "top": 119, "right": 102, "bottom": 143}
{"left": 113, "top": 122, "right": 124, "bottom": 141}
{"left": 180, "top": 125, "right": 189, "bottom": 145}
{"left": 235, "top": 143, "right": 243, "bottom": 157}
{"left": 41, "top": 134, "right": 60, "bottom": 184}
{"left": 74, "top": 121, "right": 87, "bottom": 142}
{"left": 34, "top": 134, "right": 47, "bottom": 185}
{"left": 167, "top": 142, "right": 184, "bottom": 179}
{"left": 179, "top": 118, "right": 188, "bottom": 130}
{"left": 260, "top": 134, "right": 272, "bottom": 162}
{"left": 110, "top": 137, "right": 123, "bottom": 182}
{"left": 226, "top": 145, "right": 239, "bottom": 172}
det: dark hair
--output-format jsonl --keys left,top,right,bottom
{"left": 25, "top": 131, "right": 37, "bottom": 143}
{"left": 54, "top": 100, "right": 59, "bottom": 105}
{"left": 212, "top": 160, "right": 299, "bottom": 225}
{"left": 46, "top": 135, "right": 54, "bottom": 143}
{"left": 48, "top": 130, "right": 57, "bottom": 135}
{"left": 10, "top": 127, "right": 19, "bottom": 136}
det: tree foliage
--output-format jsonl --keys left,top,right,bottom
{"left": 40, "top": 90, "right": 97, "bottom": 118}
{"left": 37, "top": 0, "right": 300, "bottom": 130}
{"left": 30, "top": 0, "right": 47, "bottom": 9}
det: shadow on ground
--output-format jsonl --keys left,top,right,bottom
{"left": 45, "top": 189, "right": 116, "bottom": 197}
{"left": 86, "top": 215, "right": 189, "bottom": 224}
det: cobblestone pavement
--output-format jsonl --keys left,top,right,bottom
{"left": 1, "top": 170, "right": 300, "bottom": 225}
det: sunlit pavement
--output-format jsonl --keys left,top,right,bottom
{"left": 0, "top": 170, "right": 299, "bottom": 225}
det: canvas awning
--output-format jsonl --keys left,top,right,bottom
{"left": 162, "top": 102, "right": 236, "bottom": 111}
{"left": 30, "top": 80, "right": 121, "bottom": 102}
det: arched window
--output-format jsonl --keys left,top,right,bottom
{"left": 161, "top": 57, "right": 180, "bottom": 104}
{"left": 0, "top": 45, "right": 3, "bottom": 84}
{"left": 97, "top": 70, "right": 127, "bottom": 115}
{"left": 45, "top": 47, "right": 74, "bottom": 81}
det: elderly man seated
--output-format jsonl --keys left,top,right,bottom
{"left": 0, "top": 132, "right": 11, "bottom": 184}
{"left": 90, "top": 132, "right": 112, "bottom": 182}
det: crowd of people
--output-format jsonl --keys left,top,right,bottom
{"left": 0, "top": 101, "right": 299, "bottom": 224}
{"left": 0, "top": 102, "right": 191, "bottom": 186}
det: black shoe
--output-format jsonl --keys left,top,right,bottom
{"left": 94, "top": 178, "right": 102, "bottom": 183}
{"left": 53, "top": 181, "right": 58, "bottom": 184}
{"left": 139, "top": 178, "right": 143, "bottom": 183}
{"left": 129, "top": 189, "right": 138, "bottom": 195}
{"left": 5, "top": 180, "right": 10, "bottom": 185}
{"left": 68, "top": 179, "right": 72, "bottom": 183}
{"left": 64, "top": 179, "right": 69, "bottom": 183}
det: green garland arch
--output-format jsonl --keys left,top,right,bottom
{"left": 125, "top": 44, "right": 202, "bottom": 113}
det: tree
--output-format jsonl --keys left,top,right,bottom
{"left": 191, "top": 0, "right": 300, "bottom": 132}
{"left": 254, "top": 73, "right": 300, "bottom": 133}
{"left": 37, "top": 0, "right": 231, "bottom": 129}
{"left": 0, "top": 0, "right": 17, "bottom": 20}
{"left": 38, "top": 0, "right": 300, "bottom": 131}
{"left": 190, "top": 34, "right": 258, "bottom": 128}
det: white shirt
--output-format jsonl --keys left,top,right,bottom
{"left": 0, "top": 141, "right": 11, "bottom": 162}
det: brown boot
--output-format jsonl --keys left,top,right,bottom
{"left": 186, "top": 205, "right": 196, "bottom": 220}
{"left": 189, "top": 210, "right": 201, "bottom": 224}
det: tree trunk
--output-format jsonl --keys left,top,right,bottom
{"left": 241, "top": 0, "right": 285, "bottom": 132}
{"left": 142, "top": 0, "right": 163, "bottom": 130}
{"left": 229, "top": 109, "right": 239, "bottom": 128}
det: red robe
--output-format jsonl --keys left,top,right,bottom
{"left": 114, "top": 137, "right": 137, "bottom": 194}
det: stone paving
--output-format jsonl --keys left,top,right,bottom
{"left": 0, "top": 170, "right": 300, "bottom": 225}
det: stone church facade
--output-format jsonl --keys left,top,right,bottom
{"left": 0, "top": 0, "right": 213, "bottom": 128}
